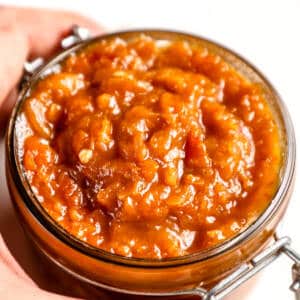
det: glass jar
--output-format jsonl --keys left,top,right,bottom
{"left": 5, "top": 29, "right": 299, "bottom": 299}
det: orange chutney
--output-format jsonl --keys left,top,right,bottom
{"left": 20, "top": 35, "right": 281, "bottom": 259}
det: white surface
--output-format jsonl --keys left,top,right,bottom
{"left": 0, "top": 0, "right": 300, "bottom": 299}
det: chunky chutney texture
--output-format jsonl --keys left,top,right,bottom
{"left": 19, "top": 35, "right": 281, "bottom": 258}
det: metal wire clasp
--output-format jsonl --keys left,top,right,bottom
{"left": 60, "top": 25, "right": 90, "bottom": 49}
{"left": 22, "top": 25, "right": 91, "bottom": 83}
{"left": 201, "top": 236, "right": 300, "bottom": 300}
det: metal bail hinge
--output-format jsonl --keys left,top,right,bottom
{"left": 24, "top": 26, "right": 90, "bottom": 75}
{"left": 61, "top": 25, "right": 91, "bottom": 49}
{"left": 20, "top": 25, "right": 91, "bottom": 89}
{"left": 24, "top": 57, "right": 44, "bottom": 75}
{"left": 20, "top": 57, "right": 45, "bottom": 90}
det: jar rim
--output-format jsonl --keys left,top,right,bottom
{"left": 6, "top": 29, "right": 296, "bottom": 268}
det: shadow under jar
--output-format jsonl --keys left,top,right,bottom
{"left": 5, "top": 30, "right": 298, "bottom": 299}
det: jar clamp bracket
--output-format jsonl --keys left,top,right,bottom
{"left": 23, "top": 25, "right": 90, "bottom": 82}
{"left": 201, "top": 236, "right": 300, "bottom": 300}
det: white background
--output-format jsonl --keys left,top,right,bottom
{"left": 0, "top": 0, "right": 299, "bottom": 299}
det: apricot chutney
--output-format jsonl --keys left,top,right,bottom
{"left": 20, "top": 35, "right": 281, "bottom": 259}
